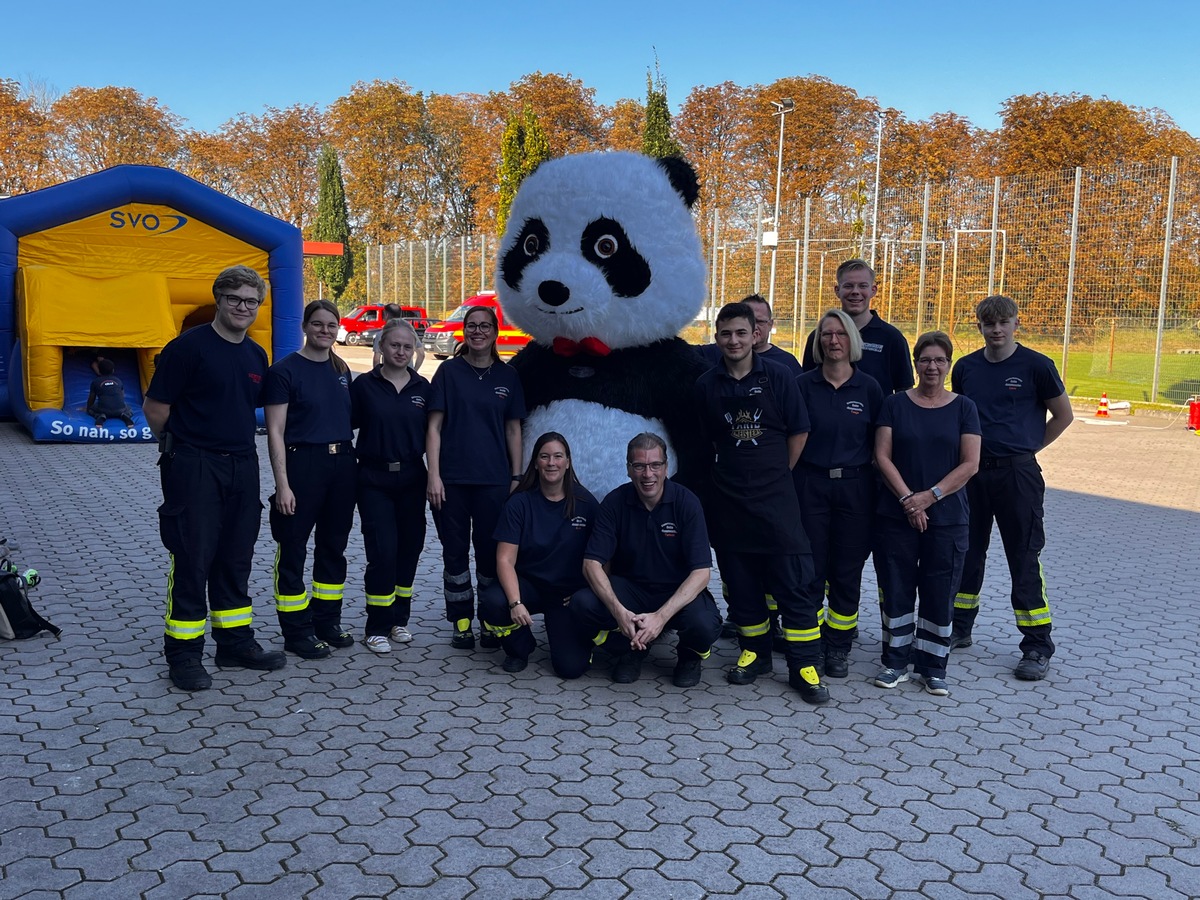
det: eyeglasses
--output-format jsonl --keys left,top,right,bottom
{"left": 464, "top": 322, "right": 494, "bottom": 333}
{"left": 916, "top": 356, "right": 950, "bottom": 367}
{"left": 629, "top": 461, "right": 666, "bottom": 473}
{"left": 220, "top": 294, "right": 262, "bottom": 310}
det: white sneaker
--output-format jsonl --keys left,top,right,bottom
{"left": 389, "top": 626, "right": 413, "bottom": 644}
{"left": 364, "top": 635, "right": 391, "bottom": 654}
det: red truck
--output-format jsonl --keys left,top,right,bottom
{"left": 421, "top": 292, "right": 531, "bottom": 358}
{"left": 336, "top": 304, "right": 432, "bottom": 345}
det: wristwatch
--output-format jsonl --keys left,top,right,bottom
{"left": 930, "top": 486, "right": 944, "bottom": 502}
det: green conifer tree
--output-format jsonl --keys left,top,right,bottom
{"left": 497, "top": 104, "right": 551, "bottom": 234}
{"left": 642, "top": 66, "right": 681, "bottom": 159}
{"left": 313, "top": 143, "right": 353, "bottom": 300}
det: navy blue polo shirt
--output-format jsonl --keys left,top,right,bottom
{"left": 803, "top": 311, "right": 914, "bottom": 395}
{"left": 350, "top": 366, "right": 430, "bottom": 467}
{"left": 263, "top": 353, "right": 353, "bottom": 444}
{"left": 796, "top": 367, "right": 884, "bottom": 469}
{"left": 585, "top": 480, "right": 711, "bottom": 595}
{"left": 89, "top": 376, "right": 128, "bottom": 415}
{"left": 146, "top": 324, "right": 267, "bottom": 453}
{"left": 951, "top": 344, "right": 1066, "bottom": 457}
{"left": 696, "top": 341, "right": 802, "bottom": 375}
{"left": 429, "top": 356, "right": 526, "bottom": 486}
{"left": 494, "top": 486, "right": 599, "bottom": 595}
{"left": 876, "top": 393, "right": 981, "bottom": 527}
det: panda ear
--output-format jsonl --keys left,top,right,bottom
{"left": 655, "top": 156, "right": 700, "bottom": 209}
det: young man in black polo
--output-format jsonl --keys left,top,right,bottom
{"left": 698, "top": 294, "right": 802, "bottom": 375}
{"left": 696, "top": 301, "right": 828, "bottom": 704}
{"left": 144, "top": 265, "right": 286, "bottom": 692}
{"left": 950, "top": 295, "right": 1074, "bottom": 680}
{"left": 802, "top": 258, "right": 914, "bottom": 396}
{"left": 570, "top": 432, "right": 721, "bottom": 688}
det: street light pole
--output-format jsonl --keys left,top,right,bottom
{"left": 767, "top": 98, "right": 794, "bottom": 306}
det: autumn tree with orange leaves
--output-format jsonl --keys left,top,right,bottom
{"left": 48, "top": 86, "right": 183, "bottom": 181}
{"left": 0, "top": 79, "right": 52, "bottom": 195}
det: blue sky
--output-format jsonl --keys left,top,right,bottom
{"left": 7, "top": 0, "right": 1199, "bottom": 136}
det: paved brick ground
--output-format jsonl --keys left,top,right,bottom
{"left": 1, "top": 414, "right": 1198, "bottom": 899}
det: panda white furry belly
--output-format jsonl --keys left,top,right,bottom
{"left": 522, "top": 399, "right": 675, "bottom": 500}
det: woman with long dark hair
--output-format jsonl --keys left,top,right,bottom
{"left": 426, "top": 304, "right": 526, "bottom": 649}
{"left": 351, "top": 318, "right": 430, "bottom": 653}
{"left": 478, "top": 432, "right": 598, "bottom": 676}
{"left": 264, "top": 299, "right": 356, "bottom": 658}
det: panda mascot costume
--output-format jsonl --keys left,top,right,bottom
{"left": 497, "top": 151, "right": 710, "bottom": 499}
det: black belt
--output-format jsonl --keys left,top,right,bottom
{"left": 979, "top": 453, "right": 1036, "bottom": 470}
{"left": 801, "top": 462, "right": 870, "bottom": 479}
{"left": 289, "top": 441, "right": 354, "bottom": 455}
{"left": 358, "top": 458, "right": 415, "bottom": 472}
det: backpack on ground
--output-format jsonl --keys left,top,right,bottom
{"left": 0, "top": 540, "right": 60, "bottom": 640}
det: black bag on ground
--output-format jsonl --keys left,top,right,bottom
{"left": 0, "top": 568, "right": 60, "bottom": 640}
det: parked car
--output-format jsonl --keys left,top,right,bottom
{"left": 336, "top": 304, "right": 431, "bottom": 345}
{"left": 422, "top": 292, "right": 530, "bottom": 359}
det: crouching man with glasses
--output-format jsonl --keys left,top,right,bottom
{"left": 570, "top": 433, "right": 721, "bottom": 688}
{"left": 144, "top": 265, "right": 286, "bottom": 692}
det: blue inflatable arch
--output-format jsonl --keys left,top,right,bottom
{"left": 0, "top": 165, "right": 303, "bottom": 442}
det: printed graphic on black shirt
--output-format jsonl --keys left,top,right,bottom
{"left": 726, "top": 407, "right": 764, "bottom": 446}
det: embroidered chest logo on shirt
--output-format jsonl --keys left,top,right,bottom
{"left": 1005, "top": 376, "right": 1023, "bottom": 391}
{"left": 411, "top": 395, "right": 426, "bottom": 408}
{"left": 845, "top": 400, "right": 865, "bottom": 415}
{"left": 248, "top": 372, "right": 262, "bottom": 384}
{"left": 659, "top": 522, "right": 678, "bottom": 537}
{"left": 493, "top": 386, "right": 510, "bottom": 399}
{"left": 862, "top": 341, "right": 883, "bottom": 353}
{"left": 339, "top": 375, "right": 350, "bottom": 389}
{"left": 725, "top": 408, "right": 763, "bottom": 445}
{"left": 748, "top": 386, "right": 764, "bottom": 395}
{"left": 570, "top": 515, "right": 588, "bottom": 531}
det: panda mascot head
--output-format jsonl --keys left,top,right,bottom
{"left": 497, "top": 151, "right": 711, "bottom": 499}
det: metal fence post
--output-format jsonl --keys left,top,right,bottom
{"left": 754, "top": 199, "right": 763, "bottom": 294}
{"left": 1062, "top": 167, "right": 1082, "bottom": 381}
{"left": 708, "top": 211, "right": 719, "bottom": 337}
{"left": 799, "top": 197, "right": 812, "bottom": 346}
{"left": 1152, "top": 156, "right": 1179, "bottom": 403}
{"left": 988, "top": 176, "right": 1000, "bottom": 295}
{"left": 917, "top": 182, "right": 931, "bottom": 334}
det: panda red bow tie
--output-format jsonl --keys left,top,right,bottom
{"left": 552, "top": 336, "right": 612, "bottom": 357}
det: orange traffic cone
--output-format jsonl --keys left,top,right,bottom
{"left": 1095, "top": 392, "right": 1110, "bottom": 418}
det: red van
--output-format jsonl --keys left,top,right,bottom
{"left": 421, "top": 292, "right": 530, "bottom": 358}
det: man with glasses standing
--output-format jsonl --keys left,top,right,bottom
{"left": 144, "top": 265, "right": 286, "bottom": 692}
{"left": 570, "top": 432, "right": 721, "bottom": 688}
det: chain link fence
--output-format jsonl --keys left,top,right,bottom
{"left": 360, "top": 157, "right": 1200, "bottom": 405}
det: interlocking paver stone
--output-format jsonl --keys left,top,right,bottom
{"left": 2, "top": 412, "right": 1200, "bottom": 897}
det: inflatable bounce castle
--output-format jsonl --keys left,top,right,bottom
{"left": 0, "top": 165, "right": 303, "bottom": 442}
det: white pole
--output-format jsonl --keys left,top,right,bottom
{"left": 768, "top": 100, "right": 792, "bottom": 305}
{"left": 1062, "top": 167, "right": 1082, "bottom": 380}
{"left": 1151, "top": 157, "right": 1178, "bottom": 402}
{"left": 870, "top": 111, "right": 883, "bottom": 268}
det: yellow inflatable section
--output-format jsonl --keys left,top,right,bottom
{"left": 16, "top": 267, "right": 177, "bottom": 410}
{"left": 15, "top": 201, "right": 272, "bottom": 412}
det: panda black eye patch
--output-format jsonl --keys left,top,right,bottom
{"left": 580, "top": 217, "right": 651, "bottom": 298}
{"left": 501, "top": 218, "right": 550, "bottom": 290}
